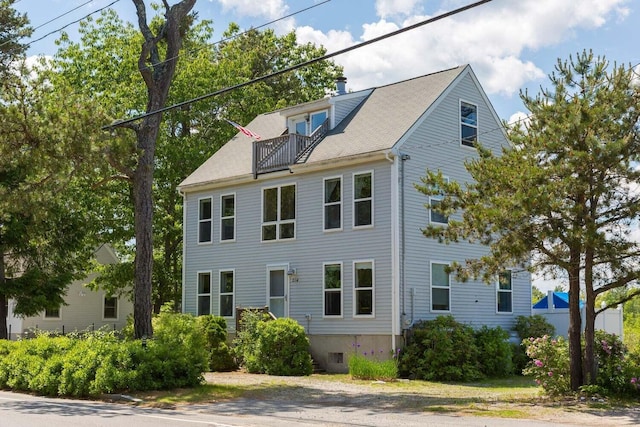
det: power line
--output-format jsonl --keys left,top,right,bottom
{"left": 104, "top": 0, "right": 494, "bottom": 130}
{"left": 23, "top": 0, "right": 122, "bottom": 49}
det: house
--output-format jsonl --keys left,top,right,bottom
{"left": 6, "top": 244, "right": 133, "bottom": 339}
{"left": 178, "top": 65, "right": 532, "bottom": 372}
{"left": 533, "top": 291, "right": 623, "bottom": 339}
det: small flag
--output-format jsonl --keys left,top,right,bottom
{"left": 225, "top": 119, "right": 261, "bottom": 140}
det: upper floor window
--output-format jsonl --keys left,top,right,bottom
{"left": 198, "top": 197, "right": 213, "bottom": 244}
{"left": 197, "top": 272, "right": 211, "bottom": 315}
{"left": 429, "top": 177, "right": 449, "bottom": 225}
{"left": 354, "top": 260, "right": 374, "bottom": 317}
{"left": 431, "top": 262, "right": 450, "bottom": 312}
{"left": 460, "top": 101, "right": 477, "bottom": 148}
{"left": 323, "top": 176, "right": 342, "bottom": 231}
{"left": 353, "top": 171, "right": 373, "bottom": 228}
{"left": 103, "top": 296, "right": 118, "bottom": 320}
{"left": 262, "top": 184, "right": 296, "bottom": 241}
{"left": 497, "top": 270, "right": 513, "bottom": 313}
{"left": 323, "top": 262, "right": 342, "bottom": 317}
{"left": 220, "top": 194, "right": 235, "bottom": 242}
{"left": 291, "top": 110, "right": 328, "bottom": 136}
{"left": 219, "top": 270, "right": 235, "bottom": 317}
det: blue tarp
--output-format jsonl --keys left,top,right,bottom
{"left": 533, "top": 292, "right": 584, "bottom": 309}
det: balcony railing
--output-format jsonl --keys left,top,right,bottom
{"left": 252, "top": 118, "right": 329, "bottom": 178}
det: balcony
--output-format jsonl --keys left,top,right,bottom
{"left": 252, "top": 118, "right": 329, "bottom": 178}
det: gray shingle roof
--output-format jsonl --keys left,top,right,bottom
{"left": 179, "top": 65, "right": 466, "bottom": 190}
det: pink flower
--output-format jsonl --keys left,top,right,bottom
{"left": 548, "top": 371, "right": 553, "bottom": 377}
{"left": 631, "top": 378, "right": 637, "bottom": 384}
{"left": 534, "top": 359, "right": 543, "bottom": 367}
{"left": 535, "top": 379, "right": 541, "bottom": 385}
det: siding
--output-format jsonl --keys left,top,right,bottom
{"left": 183, "top": 160, "right": 394, "bottom": 335}
{"left": 397, "top": 72, "right": 531, "bottom": 332}
{"left": 332, "top": 91, "right": 370, "bottom": 126}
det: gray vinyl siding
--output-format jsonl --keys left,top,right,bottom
{"left": 396, "top": 72, "right": 530, "bottom": 332}
{"left": 332, "top": 92, "right": 369, "bottom": 126}
{"left": 183, "top": 160, "right": 394, "bottom": 335}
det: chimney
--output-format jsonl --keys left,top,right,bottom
{"left": 335, "top": 76, "right": 347, "bottom": 95}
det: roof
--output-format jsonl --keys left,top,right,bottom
{"left": 533, "top": 292, "right": 585, "bottom": 309}
{"left": 179, "top": 65, "right": 468, "bottom": 190}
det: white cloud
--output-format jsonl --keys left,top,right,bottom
{"left": 295, "top": 0, "right": 628, "bottom": 97}
{"left": 216, "top": 0, "right": 288, "bottom": 19}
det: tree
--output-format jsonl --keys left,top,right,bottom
{"left": 417, "top": 51, "right": 640, "bottom": 390}
{"left": 51, "top": 10, "right": 342, "bottom": 317}
{"left": 0, "top": 0, "right": 30, "bottom": 73}
{"left": 532, "top": 285, "right": 544, "bottom": 305}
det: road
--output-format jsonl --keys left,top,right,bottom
{"left": 0, "top": 390, "right": 581, "bottom": 427}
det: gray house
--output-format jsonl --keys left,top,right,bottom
{"left": 178, "top": 65, "right": 531, "bottom": 372}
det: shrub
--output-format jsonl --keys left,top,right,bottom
{"left": 522, "top": 335, "right": 570, "bottom": 396}
{"left": 349, "top": 351, "right": 397, "bottom": 381}
{"left": 475, "top": 326, "right": 513, "bottom": 377}
{"left": 233, "top": 309, "right": 271, "bottom": 373}
{"left": 196, "top": 315, "right": 236, "bottom": 372}
{"left": 591, "top": 330, "right": 637, "bottom": 396}
{"left": 398, "top": 316, "right": 482, "bottom": 381}
{"left": 255, "top": 318, "right": 313, "bottom": 376}
{"left": 512, "top": 315, "right": 556, "bottom": 374}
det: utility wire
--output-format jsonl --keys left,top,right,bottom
{"left": 23, "top": 0, "right": 122, "bottom": 49}
{"left": 140, "top": 0, "right": 332, "bottom": 73}
{"left": 104, "top": 0, "right": 494, "bottom": 129}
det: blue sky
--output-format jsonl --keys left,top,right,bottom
{"left": 14, "top": 0, "right": 638, "bottom": 124}
{"left": 13, "top": 0, "right": 639, "bottom": 292}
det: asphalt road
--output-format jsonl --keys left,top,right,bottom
{"left": 0, "top": 390, "right": 578, "bottom": 427}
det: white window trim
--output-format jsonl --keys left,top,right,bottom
{"left": 102, "top": 296, "right": 119, "bottom": 321}
{"left": 197, "top": 196, "right": 213, "bottom": 245}
{"left": 323, "top": 175, "right": 343, "bottom": 232}
{"left": 261, "top": 183, "right": 297, "bottom": 242}
{"left": 323, "top": 261, "right": 343, "bottom": 318}
{"left": 288, "top": 109, "right": 329, "bottom": 135}
{"left": 430, "top": 261, "right": 451, "bottom": 313}
{"left": 429, "top": 176, "right": 450, "bottom": 226}
{"left": 460, "top": 99, "right": 478, "bottom": 149}
{"left": 353, "top": 259, "right": 375, "bottom": 318}
{"left": 219, "top": 269, "right": 235, "bottom": 318}
{"left": 197, "top": 270, "right": 213, "bottom": 316}
{"left": 219, "top": 193, "right": 236, "bottom": 243}
{"left": 43, "top": 306, "right": 62, "bottom": 320}
{"left": 352, "top": 170, "right": 374, "bottom": 229}
{"left": 496, "top": 270, "right": 513, "bottom": 314}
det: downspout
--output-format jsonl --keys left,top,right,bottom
{"left": 399, "top": 152, "right": 410, "bottom": 330}
{"left": 387, "top": 150, "right": 398, "bottom": 353}
{"left": 178, "top": 187, "right": 187, "bottom": 314}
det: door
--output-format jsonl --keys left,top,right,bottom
{"left": 267, "top": 266, "right": 288, "bottom": 318}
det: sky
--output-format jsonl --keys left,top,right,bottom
{"left": 12, "top": 0, "right": 640, "bottom": 292}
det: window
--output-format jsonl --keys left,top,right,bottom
{"left": 354, "top": 261, "right": 374, "bottom": 316}
{"left": 198, "top": 197, "right": 213, "bottom": 243}
{"left": 291, "top": 110, "right": 328, "bottom": 135}
{"left": 323, "top": 176, "right": 342, "bottom": 231}
{"left": 197, "top": 272, "right": 212, "bottom": 315}
{"left": 353, "top": 172, "right": 373, "bottom": 227}
{"left": 497, "top": 270, "right": 513, "bottom": 313}
{"left": 323, "top": 262, "right": 342, "bottom": 317}
{"left": 460, "top": 101, "right": 477, "bottom": 147}
{"left": 262, "top": 184, "right": 296, "bottom": 241}
{"left": 429, "top": 177, "right": 449, "bottom": 225}
{"left": 220, "top": 194, "right": 235, "bottom": 241}
{"left": 44, "top": 306, "right": 61, "bottom": 319}
{"left": 219, "top": 270, "right": 234, "bottom": 317}
{"left": 103, "top": 296, "right": 118, "bottom": 320}
{"left": 431, "top": 262, "right": 450, "bottom": 312}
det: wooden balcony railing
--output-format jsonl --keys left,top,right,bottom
{"left": 252, "top": 118, "right": 329, "bottom": 178}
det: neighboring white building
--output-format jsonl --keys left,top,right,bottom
{"left": 6, "top": 244, "right": 133, "bottom": 339}
{"left": 179, "top": 66, "right": 532, "bottom": 372}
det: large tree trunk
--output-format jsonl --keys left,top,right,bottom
{"left": 129, "top": 0, "right": 196, "bottom": 338}
{"left": 583, "top": 245, "right": 597, "bottom": 384}
{"left": 0, "top": 253, "right": 7, "bottom": 340}
{"left": 568, "top": 251, "right": 583, "bottom": 391}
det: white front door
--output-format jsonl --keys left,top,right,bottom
{"left": 267, "top": 266, "right": 288, "bottom": 318}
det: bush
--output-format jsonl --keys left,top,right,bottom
{"left": 255, "top": 318, "right": 313, "bottom": 376}
{"left": 398, "top": 316, "right": 482, "bottom": 381}
{"left": 522, "top": 335, "right": 570, "bottom": 396}
{"left": 475, "top": 326, "right": 513, "bottom": 377}
{"left": 232, "top": 310, "right": 270, "bottom": 373}
{"left": 196, "top": 315, "right": 236, "bottom": 372}
{"left": 592, "top": 330, "right": 636, "bottom": 396}
{"left": 512, "top": 315, "right": 556, "bottom": 374}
